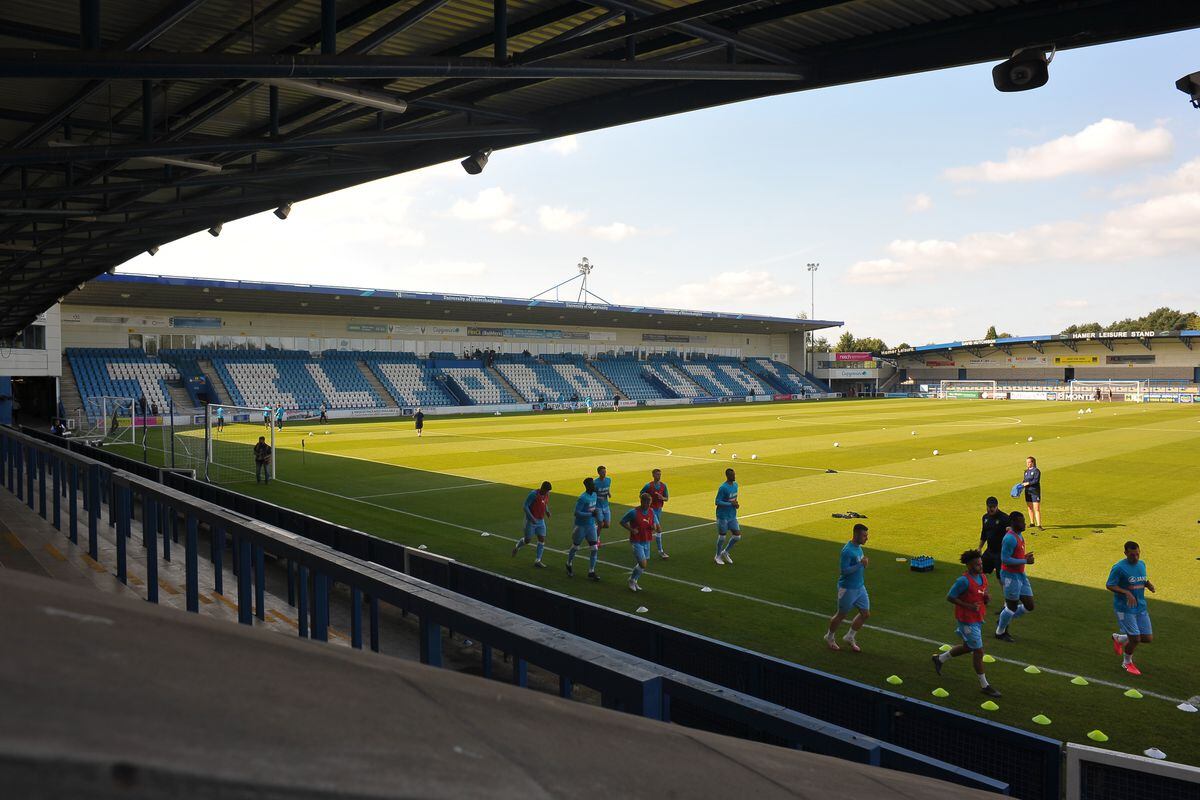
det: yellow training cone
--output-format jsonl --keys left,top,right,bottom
{"left": 938, "top": 644, "right": 952, "bottom": 652}
{"left": 1031, "top": 714, "right": 1052, "bottom": 725}
{"left": 931, "top": 688, "right": 950, "bottom": 698}
{"left": 1124, "top": 689, "right": 1143, "bottom": 699}
{"left": 886, "top": 675, "right": 903, "bottom": 685}
{"left": 982, "top": 654, "right": 996, "bottom": 664}
{"left": 1087, "top": 730, "right": 1109, "bottom": 743}
{"left": 1070, "top": 676, "right": 1089, "bottom": 686}
{"left": 980, "top": 701, "right": 1000, "bottom": 711}
{"left": 1024, "top": 665, "right": 1042, "bottom": 674}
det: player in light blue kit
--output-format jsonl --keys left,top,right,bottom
{"left": 713, "top": 468, "right": 740, "bottom": 565}
{"left": 566, "top": 477, "right": 601, "bottom": 581}
{"left": 1107, "top": 540, "right": 1155, "bottom": 676}
{"left": 825, "top": 524, "right": 870, "bottom": 652}
{"left": 512, "top": 481, "right": 552, "bottom": 568}
{"left": 594, "top": 466, "right": 612, "bottom": 532}
{"left": 584, "top": 395, "right": 593, "bottom": 414}
{"left": 215, "top": 406, "right": 225, "bottom": 433}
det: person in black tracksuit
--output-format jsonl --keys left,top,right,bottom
{"left": 979, "top": 496, "right": 1011, "bottom": 576}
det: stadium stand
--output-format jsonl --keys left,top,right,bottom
{"left": 437, "top": 361, "right": 518, "bottom": 405}
{"left": 360, "top": 353, "right": 457, "bottom": 407}
{"left": 642, "top": 362, "right": 706, "bottom": 398}
{"left": 591, "top": 356, "right": 669, "bottom": 401}
{"left": 495, "top": 354, "right": 615, "bottom": 402}
{"left": 66, "top": 348, "right": 178, "bottom": 416}
{"left": 746, "top": 357, "right": 823, "bottom": 396}
{"left": 680, "top": 359, "right": 774, "bottom": 396}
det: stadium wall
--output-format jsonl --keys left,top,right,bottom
{"left": 0, "top": 305, "right": 62, "bottom": 378}
{"left": 60, "top": 303, "right": 791, "bottom": 360}
{"left": 898, "top": 340, "right": 1199, "bottom": 382}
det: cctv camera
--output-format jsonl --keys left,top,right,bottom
{"left": 1177, "top": 71, "right": 1200, "bottom": 108}
{"left": 993, "top": 47, "right": 1053, "bottom": 92}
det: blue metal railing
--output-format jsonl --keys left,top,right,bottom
{"left": 0, "top": 426, "right": 1006, "bottom": 794}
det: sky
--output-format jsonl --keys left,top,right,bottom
{"left": 119, "top": 29, "right": 1200, "bottom": 347}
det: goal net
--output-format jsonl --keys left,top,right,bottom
{"left": 204, "top": 404, "right": 276, "bottom": 484}
{"left": 80, "top": 396, "right": 136, "bottom": 444}
{"left": 1068, "top": 379, "right": 1148, "bottom": 402}
{"left": 937, "top": 380, "right": 1000, "bottom": 399}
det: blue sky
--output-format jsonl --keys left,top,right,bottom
{"left": 121, "top": 29, "right": 1200, "bottom": 346}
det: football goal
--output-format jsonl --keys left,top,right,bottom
{"left": 1068, "top": 379, "right": 1147, "bottom": 401}
{"left": 937, "top": 380, "right": 1000, "bottom": 399}
{"left": 80, "top": 396, "right": 136, "bottom": 444}
{"left": 204, "top": 404, "right": 276, "bottom": 484}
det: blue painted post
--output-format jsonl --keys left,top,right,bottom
{"left": 297, "top": 565, "right": 309, "bottom": 638}
{"left": 286, "top": 559, "right": 295, "bottom": 606}
{"left": 236, "top": 535, "right": 252, "bottom": 625}
{"left": 25, "top": 446, "right": 33, "bottom": 508}
{"left": 107, "top": 473, "right": 116, "bottom": 528}
{"left": 212, "top": 526, "right": 224, "bottom": 596}
{"left": 51, "top": 456, "right": 61, "bottom": 529}
{"left": 87, "top": 466, "right": 99, "bottom": 559}
{"left": 350, "top": 586, "right": 363, "bottom": 649}
{"left": 254, "top": 544, "right": 265, "bottom": 621}
{"left": 185, "top": 514, "right": 199, "bottom": 613}
{"left": 368, "top": 594, "right": 380, "bottom": 653}
{"left": 161, "top": 504, "right": 171, "bottom": 562}
{"left": 312, "top": 573, "right": 329, "bottom": 642}
{"left": 145, "top": 497, "right": 159, "bottom": 604}
{"left": 115, "top": 486, "right": 129, "bottom": 585}
{"left": 68, "top": 463, "right": 78, "bottom": 543}
{"left": 482, "top": 644, "right": 493, "bottom": 678}
{"left": 559, "top": 676, "right": 573, "bottom": 698}
{"left": 230, "top": 532, "right": 239, "bottom": 579}
{"left": 14, "top": 443, "right": 22, "bottom": 501}
{"left": 419, "top": 616, "right": 442, "bottom": 666}
{"left": 37, "top": 451, "right": 46, "bottom": 518}
{"left": 512, "top": 656, "right": 528, "bottom": 687}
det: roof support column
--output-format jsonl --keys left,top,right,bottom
{"left": 321, "top": 0, "right": 337, "bottom": 55}
{"left": 142, "top": 80, "right": 154, "bottom": 142}
{"left": 494, "top": 0, "right": 507, "bottom": 65}
{"left": 625, "top": 10, "right": 636, "bottom": 61}
{"left": 80, "top": 0, "right": 100, "bottom": 50}
{"left": 268, "top": 84, "right": 280, "bottom": 136}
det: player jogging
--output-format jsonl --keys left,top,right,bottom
{"left": 566, "top": 477, "right": 601, "bottom": 581}
{"left": 594, "top": 466, "right": 612, "bottom": 531}
{"left": 415, "top": 408, "right": 424, "bottom": 438}
{"left": 825, "top": 523, "right": 869, "bottom": 652}
{"left": 584, "top": 395, "right": 593, "bottom": 414}
{"left": 1107, "top": 540, "right": 1155, "bottom": 676}
{"left": 978, "top": 496, "right": 1010, "bottom": 575}
{"left": 621, "top": 492, "right": 659, "bottom": 592}
{"left": 714, "top": 468, "right": 741, "bottom": 565}
{"left": 319, "top": 403, "right": 328, "bottom": 424}
{"left": 932, "top": 549, "right": 1002, "bottom": 698}
{"left": 215, "top": 406, "right": 225, "bottom": 433}
{"left": 1021, "top": 456, "right": 1043, "bottom": 530}
{"left": 995, "top": 511, "right": 1034, "bottom": 641}
{"left": 512, "top": 481, "right": 552, "bottom": 567}
{"left": 641, "top": 469, "right": 670, "bottom": 559}
{"left": 262, "top": 405, "right": 271, "bottom": 427}
{"left": 274, "top": 404, "right": 285, "bottom": 430}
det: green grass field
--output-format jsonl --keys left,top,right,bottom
{"left": 140, "top": 398, "right": 1200, "bottom": 763}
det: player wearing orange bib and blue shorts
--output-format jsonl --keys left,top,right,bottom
{"left": 512, "top": 481, "right": 551, "bottom": 567}
{"left": 621, "top": 493, "right": 659, "bottom": 592}
{"left": 932, "top": 549, "right": 1001, "bottom": 697}
{"left": 995, "top": 511, "right": 1034, "bottom": 642}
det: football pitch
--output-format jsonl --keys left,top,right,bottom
{"left": 154, "top": 399, "right": 1200, "bottom": 762}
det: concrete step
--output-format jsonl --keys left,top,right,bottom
{"left": 357, "top": 361, "right": 398, "bottom": 407}
{"left": 197, "top": 360, "right": 230, "bottom": 406}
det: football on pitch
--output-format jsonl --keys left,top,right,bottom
{"left": 710, "top": 448, "right": 717, "bottom": 454}
{"left": 834, "top": 442, "right": 840, "bottom": 447}
{"left": 751, "top": 454, "right": 757, "bottom": 460}
{"left": 1027, "top": 436, "right": 1033, "bottom": 442}
{"left": 933, "top": 449, "right": 939, "bottom": 455}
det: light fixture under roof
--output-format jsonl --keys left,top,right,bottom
{"left": 461, "top": 148, "right": 491, "bottom": 175}
{"left": 273, "top": 203, "right": 292, "bottom": 220}
{"left": 208, "top": 223, "right": 223, "bottom": 237}
{"left": 263, "top": 79, "right": 408, "bottom": 114}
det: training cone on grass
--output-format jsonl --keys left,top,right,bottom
{"left": 1087, "top": 730, "right": 1109, "bottom": 743}
{"left": 1144, "top": 748, "right": 1167, "bottom": 760}
{"left": 938, "top": 644, "right": 952, "bottom": 652}
{"left": 886, "top": 675, "right": 903, "bottom": 686}
{"left": 982, "top": 654, "right": 996, "bottom": 664}
{"left": 699, "top": 586, "right": 713, "bottom": 593}
{"left": 931, "top": 688, "right": 950, "bottom": 698}
{"left": 1024, "top": 665, "right": 1042, "bottom": 674}
{"left": 980, "top": 701, "right": 999, "bottom": 711}
{"left": 1177, "top": 703, "right": 1198, "bottom": 713}
{"left": 1071, "top": 676, "right": 1090, "bottom": 686}
{"left": 635, "top": 606, "right": 649, "bottom": 614}
{"left": 1124, "top": 689, "right": 1144, "bottom": 699}
{"left": 1031, "top": 714, "right": 1052, "bottom": 726}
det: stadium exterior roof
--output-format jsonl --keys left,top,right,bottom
{"left": 66, "top": 272, "right": 842, "bottom": 334}
{"left": 1, "top": 1, "right": 1199, "bottom": 337}
{"left": 885, "top": 330, "right": 1200, "bottom": 358}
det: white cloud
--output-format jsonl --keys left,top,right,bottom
{"left": 537, "top": 205, "right": 586, "bottom": 232}
{"left": 845, "top": 259, "right": 914, "bottom": 286}
{"left": 1111, "top": 156, "right": 1200, "bottom": 198}
{"left": 590, "top": 222, "right": 638, "bottom": 241}
{"left": 543, "top": 135, "right": 579, "bottom": 156}
{"left": 944, "top": 119, "right": 1173, "bottom": 183}
{"left": 448, "top": 187, "right": 517, "bottom": 221}
{"left": 667, "top": 271, "right": 797, "bottom": 312}
{"left": 1056, "top": 299, "right": 1089, "bottom": 309}
{"left": 905, "top": 193, "right": 933, "bottom": 213}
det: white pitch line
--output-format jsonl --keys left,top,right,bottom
{"left": 266, "top": 472, "right": 1180, "bottom": 704}
{"left": 352, "top": 482, "right": 494, "bottom": 500}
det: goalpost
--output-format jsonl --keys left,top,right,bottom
{"left": 202, "top": 404, "right": 276, "bottom": 484}
{"left": 80, "top": 396, "right": 136, "bottom": 444}
{"left": 1068, "top": 379, "right": 1148, "bottom": 401}
{"left": 937, "top": 380, "right": 1000, "bottom": 399}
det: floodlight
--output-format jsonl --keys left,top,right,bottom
{"left": 461, "top": 148, "right": 492, "bottom": 175}
{"left": 273, "top": 203, "right": 292, "bottom": 220}
{"left": 208, "top": 223, "right": 223, "bottom": 237}
{"left": 1177, "top": 71, "right": 1200, "bottom": 108}
{"left": 147, "top": 245, "right": 159, "bottom": 256}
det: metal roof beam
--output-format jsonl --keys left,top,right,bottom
{"left": 0, "top": 18, "right": 86, "bottom": 48}
{"left": 0, "top": 51, "right": 807, "bottom": 81}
